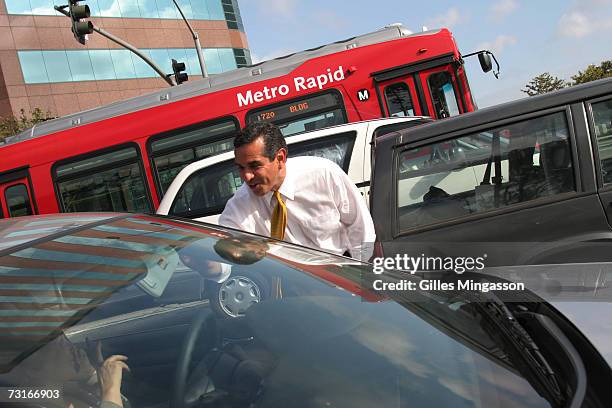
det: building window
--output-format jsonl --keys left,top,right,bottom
{"left": 6, "top": 0, "right": 226, "bottom": 21}
{"left": 18, "top": 47, "right": 244, "bottom": 84}
{"left": 233, "top": 48, "right": 251, "bottom": 67}
{"left": 222, "top": 0, "right": 245, "bottom": 31}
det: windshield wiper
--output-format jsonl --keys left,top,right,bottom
{"left": 464, "top": 290, "right": 566, "bottom": 406}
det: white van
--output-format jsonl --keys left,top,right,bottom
{"left": 157, "top": 116, "right": 430, "bottom": 223}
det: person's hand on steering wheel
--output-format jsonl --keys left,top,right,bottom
{"left": 95, "top": 342, "right": 130, "bottom": 408}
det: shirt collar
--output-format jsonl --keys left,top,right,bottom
{"left": 265, "top": 163, "right": 295, "bottom": 206}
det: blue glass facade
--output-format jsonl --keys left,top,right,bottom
{"left": 5, "top": 0, "right": 225, "bottom": 20}
{"left": 18, "top": 48, "right": 247, "bottom": 84}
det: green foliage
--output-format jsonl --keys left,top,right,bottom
{"left": 571, "top": 60, "right": 612, "bottom": 85}
{"left": 521, "top": 72, "right": 567, "bottom": 96}
{"left": 0, "top": 108, "right": 55, "bottom": 143}
{"left": 523, "top": 60, "right": 612, "bottom": 97}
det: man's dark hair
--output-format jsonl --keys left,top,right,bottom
{"left": 234, "top": 122, "right": 287, "bottom": 160}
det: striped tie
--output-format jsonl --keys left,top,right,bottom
{"left": 270, "top": 190, "right": 287, "bottom": 240}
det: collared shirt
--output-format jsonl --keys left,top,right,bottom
{"left": 219, "top": 156, "right": 375, "bottom": 260}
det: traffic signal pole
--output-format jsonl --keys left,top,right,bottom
{"left": 55, "top": 4, "right": 176, "bottom": 87}
{"left": 171, "top": 0, "right": 208, "bottom": 79}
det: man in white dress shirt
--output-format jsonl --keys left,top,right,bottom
{"left": 219, "top": 122, "right": 375, "bottom": 261}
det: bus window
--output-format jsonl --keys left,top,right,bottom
{"left": 384, "top": 83, "right": 415, "bottom": 117}
{"left": 55, "top": 146, "right": 152, "bottom": 213}
{"left": 5, "top": 184, "right": 33, "bottom": 217}
{"left": 246, "top": 91, "right": 347, "bottom": 137}
{"left": 149, "top": 118, "right": 238, "bottom": 194}
{"left": 428, "top": 71, "right": 460, "bottom": 119}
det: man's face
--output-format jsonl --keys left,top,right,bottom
{"left": 235, "top": 137, "right": 286, "bottom": 196}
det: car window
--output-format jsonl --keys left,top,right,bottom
{"left": 396, "top": 111, "right": 575, "bottom": 231}
{"left": 169, "top": 132, "right": 357, "bottom": 218}
{"left": 592, "top": 98, "right": 612, "bottom": 185}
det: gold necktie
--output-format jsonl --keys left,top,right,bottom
{"left": 270, "top": 190, "right": 287, "bottom": 240}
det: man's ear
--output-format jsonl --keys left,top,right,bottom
{"left": 276, "top": 148, "right": 288, "bottom": 163}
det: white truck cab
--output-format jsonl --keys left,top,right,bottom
{"left": 157, "top": 116, "right": 430, "bottom": 223}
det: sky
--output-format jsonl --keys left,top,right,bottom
{"left": 237, "top": 0, "right": 612, "bottom": 108}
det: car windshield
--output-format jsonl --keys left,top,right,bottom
{"left": 0, "top": 214, "right": 556, "bottom": 407}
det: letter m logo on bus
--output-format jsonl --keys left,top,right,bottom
{"left": 357, "top": 89, "right": 370, "bottom": 101}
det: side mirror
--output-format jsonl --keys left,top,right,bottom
{"left": 478, "top": 52, "right": 493, "bottom": 73}
{"left": 461, "top": 50, "right": 500, "bottom": 78}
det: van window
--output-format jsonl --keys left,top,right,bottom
{"left": 55, "top": 146, "right": 151, "bottom": 213}
{"left": 396, "top": 112, "right": 574, "bottom": 231}
{"left": 592, "top": 98, "right": 612, "bottom": 185}
{"left": 5, "top": 184, "right": 33, "bottom": 217}
{"left": 384, "top": 83, "right": 415, "bottom": 117}
{"left": 428, "top": 71, "right": 460, "bottom": 118}
{"left": 149, "top": 118, "right": 238, "bottom": 194}
{"left": 170, "top": 132, "right": 356, "bottom": 218}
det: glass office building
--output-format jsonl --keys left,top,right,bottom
{"left": 0, "top": 0, "right": 250, "bottom": 118}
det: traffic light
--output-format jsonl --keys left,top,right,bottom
{"left": 172, "top": 59, "right": 188, "bottom": 85}
{"left": 69, "top": 1, "right": 93, "bottom": 45}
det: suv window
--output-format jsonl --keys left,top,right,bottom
{"left": 592, "top": 98, "right": 612, "bottom": 184}
{"left": 396, "top": 111, "right": 575, "bottom": 231}
{"left": 170, "top": 132, "right": 357, "bottom": 218}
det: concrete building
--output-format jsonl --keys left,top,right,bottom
{"left": 0, "top": 0, "right": 250, "bottom": 118}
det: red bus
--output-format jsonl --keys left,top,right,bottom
{"left": 0, "top": 24, "right": 495, "bottom": 219}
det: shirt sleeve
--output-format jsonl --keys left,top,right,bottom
{"left": 327, "top": 163, "right": 376, "bottom": 261}
{"left": 219, "top": 194, "right": 247, "bottom": 230}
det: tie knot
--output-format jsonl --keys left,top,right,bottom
{"left": 274, "top": 190, "right": 282, "bottom": 200}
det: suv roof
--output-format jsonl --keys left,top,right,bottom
{"left": 382, "top": 77, "right": 612, "bottom": 148}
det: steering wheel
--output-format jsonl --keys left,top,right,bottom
{"left": 171, "top": 312, "right": 218, "bottom": 408}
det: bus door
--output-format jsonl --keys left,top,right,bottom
{"left": 417, "top": 66, "right": 465, "bottom": 119}
{"left": 0, "top": 168, "right": 36, "bottom": 218}
{"left": 375, "top": 77, "right": 423, "bottom": 118}
{"left": 374, "top": 76, "right": 427, "bottom": 117}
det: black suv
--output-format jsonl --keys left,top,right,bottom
{"left": 371, "top": 77, "right": 612, "bottom": 265}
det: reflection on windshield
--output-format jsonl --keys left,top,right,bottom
{"left": 0, "top": 215, "right": 555, "bottom": 407}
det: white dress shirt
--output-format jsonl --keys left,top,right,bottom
{"left": 219, "top": 156, "right": 375, "bottom": 260}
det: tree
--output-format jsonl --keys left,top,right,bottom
{"left": 572, "top": 60, "right": 612, "bottom": 85}
{"left": 0, "top": 108, "right": 55, "bottom": 143}
{"left": 521, "top": 72, "right": 567, "bottom": 96}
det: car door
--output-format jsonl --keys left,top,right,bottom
{"left": 379, "top": 107, "right": 611, "bottom": 266}
{"left": 0, "top": 168, "right": 36, "bottom": 218}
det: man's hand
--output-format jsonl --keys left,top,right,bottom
{"left": 97, "top": 354, "right": 130, "bottom": 407}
